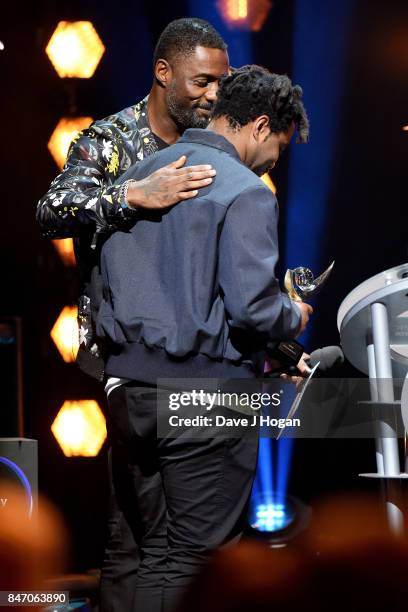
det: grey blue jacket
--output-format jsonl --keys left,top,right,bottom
{"left": 97, "top": 129, "right": 301, "bottom": 382}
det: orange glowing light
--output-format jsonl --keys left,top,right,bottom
{"left": 51, "top": 400, "right": 107, "bottom": 457}
{"left": 261, "top": 173, "right": 277, "bottom": 194}
{"left": 48, "top": 116, "right": 93, "bottom": 169}
{"left": 45, "top": 21, "right": 105, "bottom": 78}
{"left": 228, "top": 0, "right": 248, "bottom": 19}
{"left": 217, "top": 0, "right": 272, "bottom": 31}
{"left": 52, "top": 238, "right": 76, "bottom": 267}
{"left": 50, "top": 305, "right": 79, "bottom": 363}
{"left": 403, "top": 125, "right": 408, "bottom": 131}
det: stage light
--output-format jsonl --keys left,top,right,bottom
{"left": 45, "top": 21, "right": 105, "bottom": 78}
{"left": 252, "top": 502, "right": 290, "bottom": 532}
{"left": 261, "top": 172, "right": 277, "bottom": 194}
{"left": 48, "top": 116, "right": 93, "bottom": 169}
{"left": 403, "top": 125, "right": 408, "bottom": 131}
{"left": 52, "top": 238, "right": 76, "bottom": 267}
{"left": 247, "top": 491, "right": 310, "bottom": 546}
{"left": 51, "top": 400, "right": 106, "bottom": 457}
{"left": 217, "top": 0, "right": 272, "bottom": 31}
{"left": 0, "top": 41, "right": 4, "bottom": 51}
{"left": 50, "top": 305, "right": 79, "bottom": 363}
{"left": 226, "top": 0, "right": 248, "bottom": 20}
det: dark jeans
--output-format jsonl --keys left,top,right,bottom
{"left": 104, "top": 382, "right": 259, "bottom": 612}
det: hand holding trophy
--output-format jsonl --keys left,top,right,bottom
{"left": 284, "top": 261, "right": 335, "bottom": 302}
{"left": 271, "top": 261, "right": 336, "bottom": 437}
{"left": 265, "top": 261, "right": 335, "bottom": 375}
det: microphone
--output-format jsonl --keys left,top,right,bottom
{"left": 275, "top": 346, "right": 345, "bottom": 439}
{"left": 304, "top": 345, "right": 344, "bottom": 374}
{"left": 266, "top": 345, "right": 344, "bottom": 377}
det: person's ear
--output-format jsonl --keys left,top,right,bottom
{"left": 154, "top": 59, "right": 172, "bottom": 88}
{"left": 253, "top": 115, "right": 271, "bottom": 142}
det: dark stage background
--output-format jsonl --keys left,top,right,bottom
{"left": 1, "top": 0, "right": 407, "bottom": 570}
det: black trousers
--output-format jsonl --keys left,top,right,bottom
{"left": 102, "top": 382, "right": 259, "bottom": 612}
{"left": 99, "top": 446, "right": 140, "bottom": 612}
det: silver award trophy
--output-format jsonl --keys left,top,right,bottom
{"left": 267, "top": 261, "right": 335, "bottom": 370}
{"left": 274, "top": 261, "right": 336, "bottom": 438}
{"left": 284, "top": 261, "right": 335, "bottom": 302}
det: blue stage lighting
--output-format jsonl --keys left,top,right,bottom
{"left": 252, "top": 502, "right": 293, "bottom": 532}
{"left": 247, "top": 492, "right": 311, "bottom": 545}
{"left": 255, "top": 437, "right": 274, "bottom": 503}
{"left": 276, "top": 437, "right": 294, "bottom": 506}
{"left": 284, "top": 0, "right": 354, "bottom": 345}
{"left": 249, "top": 491, "right": 295, "bottom": 534}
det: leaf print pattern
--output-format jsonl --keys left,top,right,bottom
{"left": 85, "top": 197, "right": 98, "bottom": 209}
{"left": 102, "top": 139, "right": 113, "bottom": 161}
{"left": 79, "top": 325, "right": 89, "bottom": 345}
{"left": 106, "top": 145, "right": 119, "bottom": 175}
{"left": 36, "top": 96, "right": 159, "bottom": 379}
{"left": 37, "top": 97, "right": 153, "bottom": 238}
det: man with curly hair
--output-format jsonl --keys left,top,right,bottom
{"left": 37, "top": 17, "right": 229, "bottom": 612}
{"left": 98, "top": 65, "right": 313, "bottom": 612}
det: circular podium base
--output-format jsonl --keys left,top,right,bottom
{"left": 359, "top": 472, "right": 408, "bottom": 479}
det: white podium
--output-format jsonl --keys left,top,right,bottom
{"left": 338, "top": 263, "right": 408, "bottom": 533}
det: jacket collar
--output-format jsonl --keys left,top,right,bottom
{"left": 179, "top": 128, "right": 241, "bottom": 162}
{"left": 132, "top": 96, "right": 159, "bottom": 159}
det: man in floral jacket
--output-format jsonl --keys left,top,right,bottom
{"left": 37, "top": 17, "right": 229, "bottom": 611}
{"left": 37, "top": 17, "right": 228, "bottom": 381}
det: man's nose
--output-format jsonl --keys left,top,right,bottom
{"left": 204, "top": 83, "right": 218, "bottom": 103}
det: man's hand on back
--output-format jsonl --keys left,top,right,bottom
{"left": 126, "top": 155, "right": 216, "bottom": 209}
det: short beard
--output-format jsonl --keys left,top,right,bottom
{"left": 166, "top": 85, "right": 211, "bottom": 131}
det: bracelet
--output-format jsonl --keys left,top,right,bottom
{"left": 119, "top": 179, "right": 137, "bottom": 208}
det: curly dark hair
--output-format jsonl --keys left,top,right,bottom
{"left": 212, "top": 65, "right": 309, "bottom": 142}
{"left": 153, "top": 18, "right": 227, "bottom": 66}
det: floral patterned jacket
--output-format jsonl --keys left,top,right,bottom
{"left": 37, "top": 96, "right": 159, "bottom": 380}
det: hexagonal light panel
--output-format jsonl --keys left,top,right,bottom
{"left": 46, "top": 21, "right": 105, "bottom": 78}
{"left": 48, "top": 116, "right": 93, "bottom": 169}
{"left": 52, "top": 238, "right": 76, "bottom": 266}
{"left": 217, "top": 0, "right": 272, "bottom": 31}
{"left": 50, "top": 305, "right": 79, "bottom": 363}
{"left": 51, "top": 400, "right": 106, "bottom": 457}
